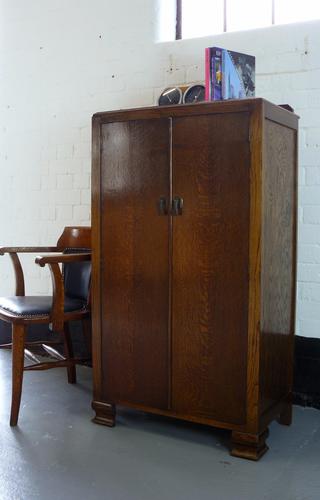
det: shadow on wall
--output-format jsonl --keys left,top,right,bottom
{"left": 1, "top": 320, "right": 318, "bottom": 409}
{"left": 293, "top": 336, "right": 320, "bottom": 410}
{"left": 0, "top": 320, "right": 52, "bottom": 344}
{"left": 0, "top": 320, "right": 88, "bottom": 358}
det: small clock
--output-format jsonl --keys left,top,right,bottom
{"left": 158, "top": 87, "right": 183, "bottom": 106}
{"left": 183, "top": 84, "right": 206, "bottom": 104}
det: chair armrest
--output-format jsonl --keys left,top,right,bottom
{"left": 0, "top": 246, "right": 59, "bottom": 255}
{"left": 0, "top": 247, "right": 60, "bottom": 296}
{"left": 35, "top": 252, "right": 91, "bottom": 267}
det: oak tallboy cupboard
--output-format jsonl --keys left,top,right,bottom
{"left": 91, "top": 99, "right": 298, "bottom": 460}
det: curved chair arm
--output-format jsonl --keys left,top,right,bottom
{"left": 35, "top": 252, "right": 91, "bottom": 332}
{"left": 35, "top": 252, "right": 91, "bottom": 267}
{"left": 0, "top": 246, "right": 59, "bottom": 255}
{"left": 0, "top": 247, "right": 60, "bottom": 297}
{"left": 9, "top": 253, "right": 25, "bottom": 296}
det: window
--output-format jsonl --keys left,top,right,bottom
{"left": 177, "top": 0, "right": 320, "bottom": 39}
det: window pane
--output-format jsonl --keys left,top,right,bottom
{"left": 227, "top": 0, "right": 272, "bottom": 32}
{"left": 182, "top": 0, "right": 224, "bottom": 39}
{"left": 275, "top": 0, "right": 320, "bottom": 24}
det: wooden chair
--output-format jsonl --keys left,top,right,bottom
{"left": 0, "top": 226, "right": 91, "bottom": 426}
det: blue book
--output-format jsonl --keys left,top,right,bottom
{"left": 205, "top": 47, "right": 222, "bottom": 100}
{"left": 222, "top": 49, "right": 255, "bottom": 99}
{"left": 205, "top": 47, "right": 255, "bottom": 101}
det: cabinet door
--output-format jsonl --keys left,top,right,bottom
{"left": 172, "top": 112, "right": 250, "bottom": 424}
{"left": 100, "top": 119, "right": 170, "bottom": 409}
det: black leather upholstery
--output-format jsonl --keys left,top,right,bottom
{"left": 63, "top": 248, "right": 91, "bottom": 302}
{"left": 0, "top": 296, "right": 86, "bottom": 317}
{"left": 0, "top": 248, "right": 91, "bottom": 319}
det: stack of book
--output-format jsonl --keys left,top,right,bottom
{"left": 205, "top": 47, "right": 255, "bottom": 101}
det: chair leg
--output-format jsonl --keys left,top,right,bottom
{"left": 10, "top": 324, "right": 25, "bottom": 427}
{"left": 63, "top": 322, "right": 76, "bottom": 384}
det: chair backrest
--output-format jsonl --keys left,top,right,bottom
{"left": 57, "top": 227, "right": 91, "bottom": 304}
{"left": 57, "top": 226, "right": 91, "bottom": 249}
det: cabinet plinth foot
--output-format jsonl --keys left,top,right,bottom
{"left": 230, "top": 429, "right": 269, "bottom": 461}
{"left": 92, "top": 400, "right": 116, "bottom": 427}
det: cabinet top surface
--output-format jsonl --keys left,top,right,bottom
{"left": 92, "top": 98, "right": 299, "bottom": 129}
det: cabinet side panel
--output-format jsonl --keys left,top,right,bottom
{"left": 172, "top": 112, "right": 250, "bottom": 425}
{"left": 260, "top": 119, "right": 297, "bottom": 415}
{"left": 100, "top": 119, "right": 170, "bottom": 409}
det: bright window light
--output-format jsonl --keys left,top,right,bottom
{"left": 179, "top": 0, "right": 320, "bottom": 40}
{"left": 227, "top": 0, "right": 272, "bottom": 32}
{"left": 182, "top": 0, "right": 224, "bottom": 39}
{"left": 275, "top": 0, "right": 320, "bottom": 24}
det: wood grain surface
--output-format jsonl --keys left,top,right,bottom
{"left": 260, "top": 119, "right": 297, "bottom": 415}
{"left": 171, "top": 112, "right": 250, "bottom": 424}
{"left": 100, "top": 119, "right": 171, "bottom": 409}
{"left": 91, "top": 100, "right": 299, "bottom": 459}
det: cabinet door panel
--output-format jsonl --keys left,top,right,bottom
{"left": 172, "top": 113, "right": 250, "bottom": 424}
{"left": 100, "top": 119, "right": 170, "bottom": 409}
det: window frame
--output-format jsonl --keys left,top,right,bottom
{"left": 176, "top": 0, "right": 278, "bottom": 40}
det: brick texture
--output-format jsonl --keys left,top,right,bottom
{"left": 0, "top": 2, "right": 319, "bottom": 338}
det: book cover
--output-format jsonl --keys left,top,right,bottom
{"left": 205, "top": 47, "right": 223, "bottom": 101}
{"left": 211, "top": 47, "right": 223, "bottom": 100}
{"left": 222, "top": 49, "right": 255, "bottom": 99}
{"left": 205, "top": 47, "right": 255, "bottom": 101}
{"left": 205, "top": 47, "right": 211, "bottom": 101}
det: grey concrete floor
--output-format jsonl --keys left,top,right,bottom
{"left": 0, "top": 349, "right": 319, "bottom": 500}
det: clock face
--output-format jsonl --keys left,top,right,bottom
{"left": 183, "top": 84, "right": 206, "bottom": 104}
{"left": 158, "top": 87, "right": 183, "bottom": 106}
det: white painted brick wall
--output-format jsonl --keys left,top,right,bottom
{"left": 0, "top": 1, "right": 319, "bottom": 339}
{"left": 153, "top": 20, "right": 320, "bottom": 340}
{"left": 0, "top": 0, "right": 162, "bottom": 296}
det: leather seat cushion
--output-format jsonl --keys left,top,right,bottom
{"left": 0, "top": 296, "right": 86, "bottom": 317}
